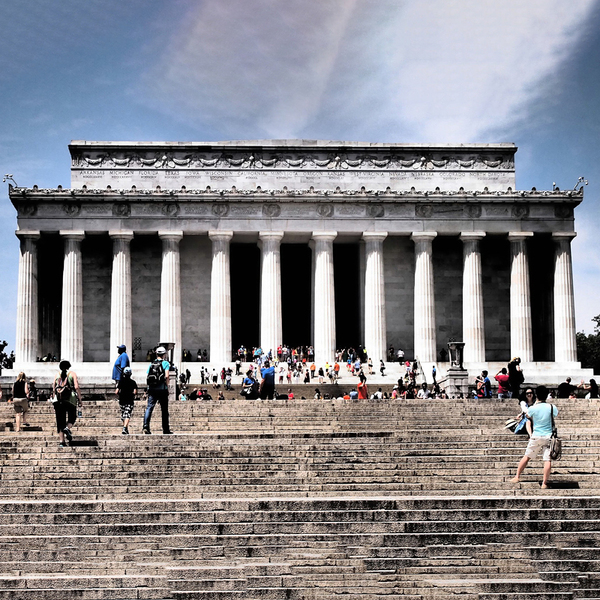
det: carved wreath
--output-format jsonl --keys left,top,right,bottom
{"left": 112, "top": 203, "right": 131, "bottom": 217}
{"left": 465, "top": 205, "right": 482, "bottom": 218}
{"left": 512, "top": 205, "right": 529, "bottom": 219}
{"left": 63, "top": 203, "right": 81, "bottom": 217}
{"left": 263, "top": 204, "right": 281, "bottom": 217}
{"left": 162, "top": 203, "right": 180, "bottom": 217}
{"left": 317, "top": 204, "right": 334, "bottom": 218}
{"left": 212, "top": 204, "right": 229, "bottom": 217}
{"left": 415, "top": 205, "right": 433, "bottom": 218}
{"left": 554, "top": 205, "right": 572, "bottom": 219}
{"left": 366, "top": 204, "right": 385, "bottom": 218}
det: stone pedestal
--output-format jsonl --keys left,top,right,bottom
{"left": 60, "top": 231, "right": 85, "bottom": 363}
{"left": 460, "top": 232, "right": 486, "bottom": 363}
{"left": 259, "top": 232, "right": 284, "bottom": 358}
{"left": 363, "top": 232, "right": 387, "bottom": 363}
{"left": 412, "top": 232, "right": 437, "bottom": 363}
{"left": 109, "top": 231, "right": 134, "bottom": 355}
{"left": 508, "top": 232, "right": 534, "bottom": 362}
{"left": 553, "top": 232, "right": 577, "bottom": 363}
{"left": 159, "top": 231, "right": 183, "bottom": 365}
{"left": 209, "top": 231, "right": 233, "bottom": 363}
{"left": 15, "top": 231, "right": 40, "bottom": 363}
{"left": 312, "top": 232, "right": 337, "bottom": 365}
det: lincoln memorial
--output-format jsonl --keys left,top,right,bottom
{"left": 9, "top": 140, "right": 588, "bottom": 380}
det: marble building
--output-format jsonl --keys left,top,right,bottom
{"left": 9, "top": 140, "right": 586, "bottom": 378}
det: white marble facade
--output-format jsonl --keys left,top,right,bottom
{"left": 10, "top": 140, "right": 583, "bottom": 374}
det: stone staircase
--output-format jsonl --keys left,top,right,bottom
{"left": 0, "top": 393, "right": 599, "bottom": 599}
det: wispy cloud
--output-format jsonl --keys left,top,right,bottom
{"left": 137, "top": 0, "right": 597, "bottom": 142}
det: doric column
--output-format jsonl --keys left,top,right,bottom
{"left": 159, "top": 231, "right": 183, "bottom": 364}
{"left": 15, "top": 230, "right": 40, "bottom": 363}
{"left": 508, "top": 232, "right": 534, "bottom": 362}
{"left": 363, "top": 232, "right": 388, "bottom": 363}
{"left": 259, "top": 231, "right": 284, "bottom": 357}
{"left": 209, "top": 231, "right": 233, "bottom": 363}
{"left": 109, "top": 231, "right": 134, "bottom": 356}
{"left": 460, "top": 232, "right": 486, "bottom": 363}
{"left": 60, "top": 231, "right": 85, "bottom": 363}
{"left": 312, "top": 232, "right": 337, "bottom": 365}
{"left": 411, "top": 232, "right": 437, "bottom": 363}
{"left": 553, "top": 232, "right": 577, "bottom": 362}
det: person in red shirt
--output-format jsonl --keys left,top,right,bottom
{"left": 495, "top": 368, "right": 511, "bottom": 399}
{"left": 357, "top": 375, "right": 368, "bottom": 399}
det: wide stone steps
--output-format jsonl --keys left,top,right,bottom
{"left": 1, "top": 397, "right": 600, "bottom": 599}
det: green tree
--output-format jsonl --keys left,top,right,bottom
{"left": 577, "top": 315, "right": 600, "bottom": 374}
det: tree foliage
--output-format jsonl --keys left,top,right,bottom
{"left": 577, "top": 315, "right": 600, "bottom": 374}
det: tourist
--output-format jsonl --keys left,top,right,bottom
{"left": 112, "top": 345, "right": 130, "bottom": 384}
{"left": 511, "top": 385, "right": 558, "bottom": 489}
{"left": 318, "top": 367, "right": 324, "bottom": 383}
{"left": 260, "top": 360, "right": 275, "bottom": 399}
{"left": 357, "top": 375, "right": 368, "bottom": 399}
{"left": 116, "top": 366, "right": 137, "bottom": 435}
{"left": 368, "top": 358, "right": 373, "bottom": 374}
{"left": 314, "top": 388, "right": 322, "bottom": 399}
{"left": 371, "top": 387, "right": 383, "bottom": 400}
{"left": 379, "top": 360, "right": 386, "bottom": 376}
{"left": 241, "top": 370, "right": 259, "bottom": 399}
{"left": 349, "top": 388, "right": 358, "bottom": 400}
{"left": 52, "top": 360, "right": 82, "bottom": 446}
{"left": 495, "top": 368, "right": 511, "bottom": 399}
{"left": 217, "top": 390, "right": 225, "bottom": 401}
{"left": 143, "top": 346, "right": 172, "bottom": 435}
{"left": 11, "top": 372, "right": 30, "bottom": 432}
{"left": 507, "top": 357, "right": 524, "bottom": 399}
{"left": 474, "top": 370, "right": 492, "bottom": 398}
{"left": 578, "top": 378, "right": 599, "bottom": 399}
{"left": 417, "top": 382, "right": 430, "bottom": 399}
{"left": 287, "top": 388, "right": 294, "bottom": 400}
{"left": 557, "top": 377, "right": 575, "bottom": 398}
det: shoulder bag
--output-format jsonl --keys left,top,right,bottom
{"left": 549, "top": 404, "right": 562, "bottom": 461}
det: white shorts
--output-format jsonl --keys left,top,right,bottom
{"left": 524, "top": 435, "right": 552, "bottom": 462}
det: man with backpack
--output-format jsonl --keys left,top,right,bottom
{"left": 142, "top": 346, "right": 172, "bottom": 434}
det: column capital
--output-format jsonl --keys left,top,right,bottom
{"left": 208, "top": 230, "right": 234, "bottom": 242}
{"left": 59, "top": 230, "right": 85, "bottom": 241}
{"left": 411, "top": 232, "right": 437, "bottom": 242}
{"left": 508, "top": 231, "right": 534, "bottom": 241}
{"left": 312, "top": 231, "right": 337, "bottom": 242}
{"left": 15, "top": 230, "right": 40, "bottom": 241}
{"left": 258, "top": 231, "right": 285, "bottom": 242}
{"left": 109, "top": 230, "right": 134, "bottom": 241}
{"left": 362, "top": 232, "right": 388, "bottom": 243}
{"left": 552, "top": 231, "right": 577, "bottom": 241}
{"left": 158, "top": 230, "right": 183, "bottom": 242}
{"left": 460, "top": 231, "right": 486, "bottom": 242}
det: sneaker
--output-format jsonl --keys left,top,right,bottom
{"left": 142, "top": 427, "right": 151, "bottom": 435}
{"left": 59, "top": 441, "right": 67, "bottom": 447}
{"left": 122, "top": 426, "right": 129, "bottom": 435}
{"left": 62, "top": 427, "right": 73, "bottom": 442}
{"left": 163, "top": 431, "right": 174, "bottom": 434}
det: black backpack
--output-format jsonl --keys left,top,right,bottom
{"left": 55, "top": 374, "right": 72, "bottom": 402}
{"left": 146, "top": 359, "right": 166, "bottom": 387}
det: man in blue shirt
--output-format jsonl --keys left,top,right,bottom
{"left": 511, "top": 385, "right": 558, "bottom": 488}
{"left": 143, "top": 346, "right": 172, "bottom": 434}
{"left": 260, "top": 360, "right": 275, "bottom": 399}
{"left": 112, "top": 345, "right": 130, "bottom": 383}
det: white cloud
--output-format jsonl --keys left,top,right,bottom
{"left": 136, "top": 0, "right": 597, "bottom": 142}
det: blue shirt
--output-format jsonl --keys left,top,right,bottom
{"left": 112, "top": 352, "right": 130, "bottom": 381}
{"left": 260, "top": 366, "right": 275, "bottom": 386}
{"left": 526, "top": 402, "right": 558, "bottom": 437}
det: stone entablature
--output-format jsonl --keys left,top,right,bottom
{"left": 69, "top": 140, "right": 517, "bottom": 192}
{"left": 10, "top": 187, "right": 580, "bottom": 235}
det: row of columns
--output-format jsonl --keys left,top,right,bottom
{"left": 15, "top": 229, "right": 578, "bottom": 365}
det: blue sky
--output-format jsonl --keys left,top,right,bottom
{"left": 1, "top": 0, "right": 599, "bottom": 350}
